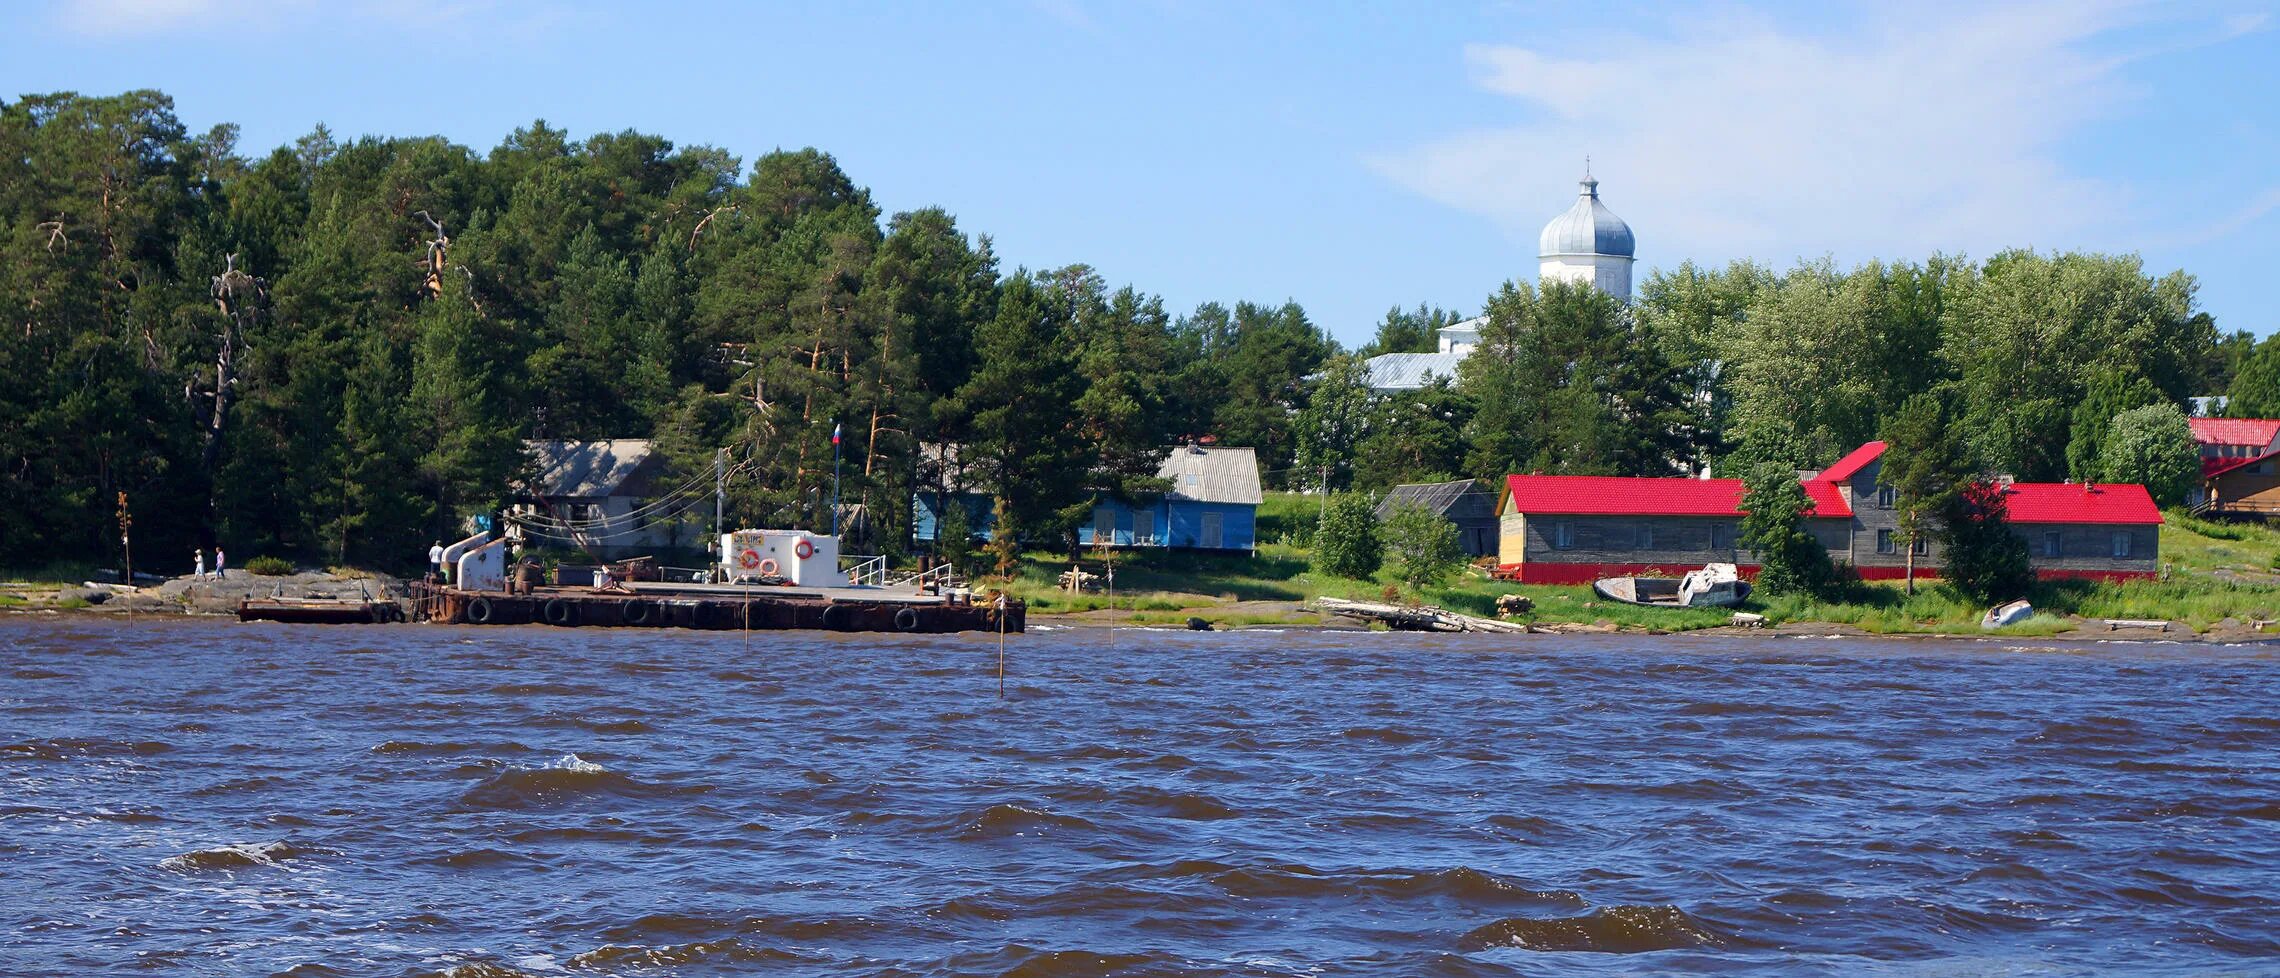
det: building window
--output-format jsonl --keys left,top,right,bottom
{"left": 1554, "top": 522, "right": 1574, "bottom": 550}
{"left": 1711, "top": 522, "right": 1732, "bottom": 550}
{"left": 2112, "top": 532, "right": 2132, "bottom": 558}
{"left": 1877, "top": 485, "right": 1896, "bottom": 509}
{"left": 1134, "top": 510, "right": 1155, "bottom": 544}
{"left": 1094, "top": 507, "right": 1115, "bottom": 541}
{"left": 2040, "top": 531, "right": 2061, "bottom": 557}
{"left": 1912, "top": 536, "right": 1929, "bottom": 556}
{"left": 1876, "top": 529, "right": 1896, "bottom": 555}
{"left": 1638, "top": 525, "right": 1654, "bottom": 550}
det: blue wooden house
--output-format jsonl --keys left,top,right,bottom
{"left": 912, "top": 444, "right": 1261, "bottom": 553}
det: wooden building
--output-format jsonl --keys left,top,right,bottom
{"left": 512, "top": 440, "right": 703, "bottom": 560}
{"left": 1377, "top": 479, "right": 1499, "bottom": 556}
{"left": 2191, "top": 418, "right": 2280, "bottom": 516}
{"left": 1496, "top": 442, "right": 2163, "bottom": 584}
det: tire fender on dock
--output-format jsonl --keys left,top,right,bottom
{"left": 821, "top": 603, "right": 848, "bottom": 630}
{"left": 894, "top": 607, "right": 920, "bottom": 632}
{"left": 622, "top": 600, "right": 652, "bottom": 626}
{"left": 466, "top": 597, "right": 494, "bottom": 625}
{"left": 543, "top": 599, "right": 578, "bottom": 627}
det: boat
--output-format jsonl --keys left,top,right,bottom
{"left": 1980, "top": 599, "right": 2033, "bottom": 629}
{"left": 1591, "top": 563, "right": 1751, "bottom": 608}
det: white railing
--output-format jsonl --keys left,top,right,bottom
{"left": 888, "top": 563, "right": 961, "bottom": 591}
{"left": 842, "top": 554, "right": 889, "bottom": 586}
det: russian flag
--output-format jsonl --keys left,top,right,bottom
{"left": 831, "top": 423, "right": 841, "bottom": 445}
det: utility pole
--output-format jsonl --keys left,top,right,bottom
{"left": 830, "top": 422, "right": 843, "bottom": 538}
{"left": 714, "top": 448, "right": 726, "bottom": 540}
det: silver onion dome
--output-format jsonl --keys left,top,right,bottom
{"left": 1538, "top": 172, "right": 1635, "bottom": 259}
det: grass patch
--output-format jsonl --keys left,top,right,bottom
{"left": 54, "top": 597, "right": 91, "bottom": 610}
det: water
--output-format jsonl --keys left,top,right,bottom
{"left": 4, "top": 618, "right": 2278, "bottom": 976}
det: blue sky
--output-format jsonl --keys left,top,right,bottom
{"left": 6, "top": 1, "right": 2275, "bottom": 345}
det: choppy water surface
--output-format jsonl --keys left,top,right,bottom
{"left": 3, "top": 619, "right": 2278, "bottom": 976}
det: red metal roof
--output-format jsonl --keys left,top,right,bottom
{"left": 2188, "top": 417, "right": 2280, "bottom": 448}
{"left": 2204, "top": 449, "right": 2279, "bottom": 481}
{"left": 1997, "top": 483, "right": 2164, "bottom": 525}
{"left": 1503, "top": 475, "right": 1746, "bottom": 517}
{"left": 1817, "top": 441, "right": 1887, "bottom": 485}
{"left": 1800, "top": 481, "right": 1851, "bottom": 518}
{"left": 1501, "top": 475, "right": 1850, "bottom": 519}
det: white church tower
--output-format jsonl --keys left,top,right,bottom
{"left": 1537, "top": 164, "right": 1635, "bottom": 302}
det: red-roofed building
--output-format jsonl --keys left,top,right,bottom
{"left": 2187, "top": 417, "right": 2280, "bottom": 515}
{"left": 1495, "top": 443, "right": 2163, "bottom": 584}
{"left": 2189, "top": 417, "right": 2280, "bottom": 461}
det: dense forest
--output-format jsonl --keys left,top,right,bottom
{"left": 0, "top": 91, "right": 2259, "bottom": 573}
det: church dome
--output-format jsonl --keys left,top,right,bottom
{"left": 1538, "top": 173, "right": 1634, "bottom": 259}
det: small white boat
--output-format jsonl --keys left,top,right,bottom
{"left": 1592, "top": 563, "right": 1751, "bottom": 609}
{"left": 1981, "top": 599, "right": 2033, "bottom": 629}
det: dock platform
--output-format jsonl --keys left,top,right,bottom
{"left": 408, "top": 582, "right": 1021, "bottom": 634}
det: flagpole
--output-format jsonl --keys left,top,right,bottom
{"left": 830, "top": 422, "right": 842, "bottom": 538}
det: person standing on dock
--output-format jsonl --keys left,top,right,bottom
{"left": 427, "top": 540, "right": 443, "bottom": 582}
{"left": 193, "top": 546, "right": 205, "bottom": 581}
{"left": 213, "top": 546, "right": 225, "bottom": 580}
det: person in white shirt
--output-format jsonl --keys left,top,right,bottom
{"left": 428, "top": 541, "right": 444, "bottom": 582}
{"left": 194, "top": 546, "right": 205, "bottom": 580}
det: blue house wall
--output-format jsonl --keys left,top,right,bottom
{"left": 913, "top": 491, "right": 997, "bottom": 542}
{"left": 1076, "top": 498, "right": 1255, "bottom": 551}
{"left": 914, "top": 492, "right": 1255, "bottom": 552}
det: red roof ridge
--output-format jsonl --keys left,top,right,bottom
{"left": 1817, "top": 441, "right": 1887, "bottom": 484}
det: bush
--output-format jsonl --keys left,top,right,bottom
{"left": 1383, "top": 500, "right": 1463, "bottom": 589}
{"left": 1312, "top": 493, "right": 1382, "bottom": 579}
{"left": 244, "top": 556, "right": 295, "bottom": 576}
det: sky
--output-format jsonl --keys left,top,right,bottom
{"left": 5, "top": 0, "right": 2276, "bottom": 345}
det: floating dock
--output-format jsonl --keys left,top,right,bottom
{"left": 239, "top": 596, "right": 406, "bottom": 625}
{"left": 407, "top": 581, "right": 1022, "bottom": 634}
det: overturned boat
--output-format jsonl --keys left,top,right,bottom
{"left": 1592, "top": 563, "right": 1751, "bottom": 609}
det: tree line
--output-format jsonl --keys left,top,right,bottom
{"left": 0, "top": 91, "right": 1333, "bottom": 572}
{"left": 1, "top": 90, "right": 2254, "bottom": 575}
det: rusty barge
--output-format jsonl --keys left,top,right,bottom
{"left": 407, "top": 580, "right": 1021, "bottom": 634}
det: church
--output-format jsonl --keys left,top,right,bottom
{"left": 1359, "top": 169, "right": 1635, "bottom": 393}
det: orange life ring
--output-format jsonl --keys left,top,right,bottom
{"left": 737, "top": 549, "right": 761, "bottom": 570}
{"left": 757, "top": 558, "right": 780, "bottom": 577}
{"left": 794, "top": 539, "right": 815, "bottom": 560}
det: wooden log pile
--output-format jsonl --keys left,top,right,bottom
{"left": 1315, "top": 596, "right": 1530, "bottom": 633}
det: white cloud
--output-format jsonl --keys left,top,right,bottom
{"left": 1366, "top": 2, "right": 2208, "bottom": 271}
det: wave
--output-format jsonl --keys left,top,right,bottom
{"left": 456, "top": 754, "right": 709, "bottom": 809}
{"left": 0, "top": 737, "right": 172, "bottom": 761}
{"left": 1042, "top": 783, "right": 1240, "bottom": 821}
{"left": 958, "top": 803, "right": 1098, "bottom": 839}
{"left": 1460, "top": 905, "right": 1730, "bottom": 953}
{"left": 568, "top": 938, "right": 802, "bottom": 968}
{"left": 159, "top": 840, "right": 315, "bottom": 871}
{"left": 1207, "top": 863, "right": 1582, "bottom": 907}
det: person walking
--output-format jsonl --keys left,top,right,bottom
{"left": 193, "top": 546, "right": 205, "bottom": 581}
{"left": 213, "top": 546, "right": 226, "bottom": 580}
{"left": 427, "top": 540, "right": 444, "bottom": 583}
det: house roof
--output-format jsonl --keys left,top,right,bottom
{"left": 1998, "top": 483, "right": 2164, "bottom": 525}
{"left": 2189, "top": 417, "right": 2280, "bottom": 448}
{"left": 2204, "top": 448, "right": 2280, "bottom": 480}
{"left": 1800, "top": 481, "right": 1851, "bottom": 518}
{"left": 1504, "top": 475, "right": 1748, "bottom": 517}
{"left": 525, "top": 440, "right": 654, "bottom": 498}
{"left": 1377, "top": 480, "right": 1495, "bottom": 521}
{"left": 1818, "top": 441, "right": 1887, "bottom": 485}
{"left": 1358, "top": 352, "right": 1467, "bottom": 391}
{"left": 1158, "top": 445, "right": 1262, "bottom": 505}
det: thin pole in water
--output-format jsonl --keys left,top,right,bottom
{"left": 997, "top": 592, "right": 1007, "bottom": 698}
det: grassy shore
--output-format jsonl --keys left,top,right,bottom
{"left": 996, "top": 493, "right": 2280, "bottom": 636}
